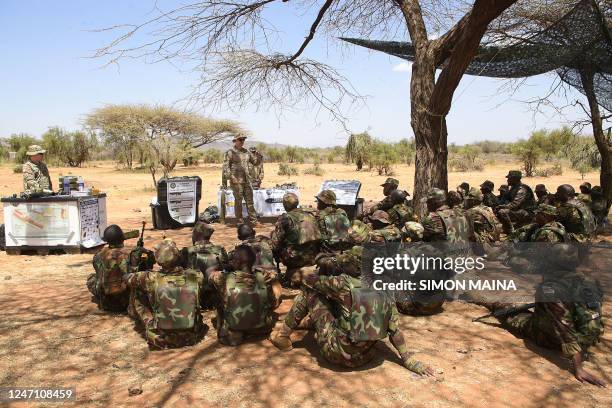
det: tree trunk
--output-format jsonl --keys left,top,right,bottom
{"left": 580, "top": 68, "right": 612, "bottom": 211}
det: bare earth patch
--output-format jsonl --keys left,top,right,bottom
{"left": 0, "top": 162, "right": 610, "bottom": 407}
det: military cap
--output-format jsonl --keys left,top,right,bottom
{"left": 466, "top": 187, "right": 483, "bottom": 202}
{"left": 348, "top": 220, "right": 371, "bottom": 244}
{"left": 402, "top": 221, "right": 424, "bottom": 240}
{"left": 480, "top": 180, "right": 494, "bottom": 190}
{"left": 534, "top": 203, "right": 558, "bottom": 217}
{"left": 26, "top": 145, "right": 46, "bottom": 156}
{"left": 535, "top": 184, "right": 547, "bottom": 192}
{"left": 155, "top": 240, "right": 181, "bottom": 268}
{"left": 370, "top": 210, "right": 391, "bottom": 224}
{"left": 381, "top": 178, "right": 399, "bottom": 187}
{"left": 505, "top": 170, "right": 522, "bottom": 179}
{"left": 316, "top": 189, "right": 337, "bottom": 205}
{"left": 282, "top": 192, "right": 299, "bottom": 211}
{"left": 232, "top": 134, "right": 247, "bottom": 141}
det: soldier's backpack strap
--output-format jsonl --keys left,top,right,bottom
{"left": 437, "top": 210, "right": 470, "bottom": 243}
{"left": 153, "top": 272, "right": 199, "bottom": 331}
{"left": 347, "top": 278, "right": 392, "bottom": 342}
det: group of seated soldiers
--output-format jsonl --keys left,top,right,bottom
{"left": 86, "top": 170, "right": 608, "bottom": 386}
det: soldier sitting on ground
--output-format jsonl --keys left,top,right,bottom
{"left": 477, "top": 244, "right": 605, "bottom": 387}
{"left": 577, "top": 182, "right": 592, "bottom": 205}
{"left": 480, "top": 180, "right": 499, "bottom": 209}
{"left": 207, "top": 245, "right": 281, "bottom": 346}
{"left": 363, "top": 177, "right": 400, "bottom": 220}
{"left": 87, "top": 225, "right": 132, "bottom": 312}
{"left": 447, "top": 190, "right": 464, "bottom": 209}
{"left": 271, "top": 192, "right": 321, "bottom": 285}
{"left": 421, "top": 188, "right": 470, "bottom": 243}
{"left": 182, "top": 222, "right": 228, "bottom": 273}
{"left": 368, "top": 210, "right": 402, "bottom": 243}
{"left": 555, "top": 184, "right": 597, "bottom": 242}
{"left": 124, "top": 240, "right": 207, "bottom": 350}
{"left": 234, "top": 223, "right": 276, "bottom": 272}
{"left": 457, "top": 182, "right": 470, "bottom": 201}
{"left": 270, "top": 243, "right": 434, "bottom": 376}
{"left": 535, "top": 184, "right": 554, "bottom": 205}
{"left": 387, "top": 189, "right": 417, "bottom": 229}
{"left": 315, "top": 189, "right": 352, "bottom": 252}
{"left": 496, "top": 170, "right": 536, "bottom": 234}
{"left": 497, "top": 184, "right": 510, "bottom": 205}
{"left": 464, "top": 187, "right": 502, "bottom": 245}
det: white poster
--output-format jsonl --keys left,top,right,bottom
{"left": 319, "top": 180, "right": 361, "bottom": 205}
{"left": 167, "top": 179, "right": 197, "bottom": 224}
{"left": 80, "top": 198, "right": 105, "bottom": 248}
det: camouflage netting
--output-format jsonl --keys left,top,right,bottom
{"left": 342, "top": 0, "right": 611, "bottom": 111}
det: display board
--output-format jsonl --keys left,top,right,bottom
{"left": 218, "top": 187, "right": 300, "bottom": 218}
{"left": 167, "top": 179, "right": 197, "bottom": 224}
{"left": 80, "top": 197, "right": 107, "bottom": 248}
{"left": 318, "top": 180, "right": 361, "bottom": 205}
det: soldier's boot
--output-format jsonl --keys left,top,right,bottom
{"left": 270, "top": 323, "right": 293, "bottom": 351}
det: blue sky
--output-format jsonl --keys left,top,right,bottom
{"left": 0, "top": 0, "right": 590, "bottom": 147}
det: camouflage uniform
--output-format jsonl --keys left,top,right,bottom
{"left": 497, "top": 173, "right": 536, "bottom": 232}
{"left": 23, "top": 160, "right": 52, "bottom": 194}
{"left": 387, "top": 202, "right": 417, "bottom": 228}
{"left": 285, "top": 271, "right": 409, "bottom": 368}
{"left": 125, "top": 242, "right": 206, "bottom": 349}
{"left": 422, "top": 205, "right": 470, "bottom": 243}
{"left": 317, "top": 206, "right": 352, "bottom": 251}
{"left": 271, "top": 207, "right": 321, "bottom": 271}
{"left": 501, "top": 271, "right": 603, "bottom": 359}
{"left": 590, "top": 187, "right": 608, "bottom": 227}
{"left": 222, "top": 144, "right": 262, "bottom": 223}
{"left": 207, "top": 267, "right": 279, "bottom": 345}
{"left": 465, "top": 188, "right": 501, "bottom": 244}
{"left": 248, "top": 148, "right": 264, "bottom": 189}
{"left": 557, "top": 198, "right": 596, "bottom": 242}
{"left": 87, "top": 245, "right": 132, "bottom": 312}
{"left": 235, "top": 235, "right": 276, "bottom": 272}
{"left": 183, "top": 241, "right": 228, "bottom": 273}
{"left": 368, "top": 210, "right": 402, "bottom": 242}
{"left": 482, "top": 192, "right": 499, "bottom": 209}
{"left": 364, "top": 178, "right": 399, "bottom": 216}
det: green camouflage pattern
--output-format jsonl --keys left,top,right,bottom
{"left": 466, "top": 205, "right": 501, "bottom": 243}
{"left": 347, "top": 284, "right": 392, "bottom": 342}
{"left": 369, "top": 225, "right": 402, "bottom": 242}
{"left": 348, "top": 220, "right": 372, "bottom": 244}
{"left": 22, "top": 160, "right": 51, "bottom": 193}
{"left": 284, "top": 209, "right": 322, "bottom": 246}
{"left": 240, "top": 236, "right": 276, "bottom": 271}
{"left": 184, "top": 242, "right": 228, "bottom": 273}
{"left": 316, "top": 189, "right": 337, "bottom": 205}
{"left": 436, "top": 208, "right": 470, "bottom": 243}
{"left": 401, "top": 221, "right": 424, "bottom": 242}
{"left": 387, "top": 203, "right": 417, "bottom": 228}
{"left": 557, "top": 198, "right": 597, "bottom": 240}
{"left": 223, "top": 271, "right": 272, "bottom": 331}
{"left": 223, "top": 146, "right": 262, "bottom": 185}
{"left": 317, "top": 207, "right": 351, "bottom": 248}
{"left": 153, "top": 270, "right": 200, "bottom": 330}
{"left": 88, "top": 245, "right": 132, "bottom": 311}
{"left": 503, "top": 272, "right": 603, "bottom": 358}
{"left": 482, "top": 192, "right": 499, "bottom": 208}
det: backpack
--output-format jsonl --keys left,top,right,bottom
{"left": 244, "top": 237, "right": 276, "bottom": 269}
{"left": 285, "top": 210, "right": 321, "bottom": 246}
{"left": 438, "top": 209, "right": 470, "bottom": 243}
{"left": 192, "top": 244, "right": 225, "bottom": 272}
{"left": 534, "top": 222, "right": 569, "bottom": 242}
{"left": 224, "top": 271, "right": 271, "bottom": 331}
{"left": 93, "top": 249, "right": 128, "bottom": 295}
{"left": 346, "top": 279, "right": 392, "bottom": 342}
{"left": 153, "top": 271, "right": 200, "bottom": 330}
{"left": 320, "top": 208, "right": 351, "bottom": 246}
{"left": 389, "top": 204, "right": 415, "bottom": 227}
{"left": 569, "top": 199, "right": 597, "bottom": 236}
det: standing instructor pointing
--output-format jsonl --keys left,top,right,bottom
{"left": 222, "top": 135, "right": 262, "bottom": 225}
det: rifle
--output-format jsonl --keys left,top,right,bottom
{"left": 473, "top": 302, "right": 535, "bottom": 323}
{"left": 129, "top": 221, "right": 147, "bottom": 272}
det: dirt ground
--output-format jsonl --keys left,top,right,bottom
{"left": 0, "top": 162, "right": 610, "bottom": 408}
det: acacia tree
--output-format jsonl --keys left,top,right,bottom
{"left": 345, "top": 132, "right": 373, "bottom": 170}
{"left": 94, "top": 0, "right": 517, "bottom": 213}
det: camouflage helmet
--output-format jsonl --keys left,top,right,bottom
{"left": 505, "top": 170, "right": 522, "bottom": 179}
{"left": 480, "top": 180, "right": 494, "bottom": 192}
{"left": 466, "top": 187, "right": 483, "bottom": 203}
{"left": 103, "top": 224, "right": 125, "bottom": 245}
{"left": 402, "top": 221, "right": 424, "bottom": 241}
{"left": 556, "top": 184, "right": 576, "bottom": 199}
{"left": 155, "top": 240, "right": 181, "bottom": 268}
{"left": 316, "top": 189, "right": 336, "bottom": 205}
{"left": 389, "top": 189, "right": 407, "bottom": 205}
{"left": 192, "top": 222, "right": 214, "bottom": 243}
{"left": 381, "top": 177, "right": 399, "bottom": 187}
{"left": 426, "top": 188, "right": 447, "bottom": 207}
{"left": 370, "top": 210, "right": 391, "bottom": 224}
{"left": 282, "top": 192, "right": 299, "bottom": 211}
{"left": 534, "top": 203, "right": 558, "bottom": 217}
{"left": 348, "top": 220, "right": 371, "bottom": 244}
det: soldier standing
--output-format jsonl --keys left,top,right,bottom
{"left": 248, "top": 147, "right": 264, "bottom": 189}
{"left": 124, "top": 240, "right": 207, "bottom": 349}
{"left": 222, "top": 135, "right": 263, "bottom": 225}
{"left": 22, "top": 144, "right": 52, "bottom": 194}
{"left": 496, "top": 170, "right": 536, "bottom": 234}
{"left": 87, "top": 225, "right": 132, "bottom": 312}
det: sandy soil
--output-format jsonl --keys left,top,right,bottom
{"left": 0, "top": 162, "right": 610, "bottom": 408}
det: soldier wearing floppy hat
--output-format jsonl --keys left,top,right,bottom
{"left": 22, "top": 144, "right": 52, "bottom": 195}
{"left": 222, "top": 134, "right": 263, "bottom": 225}
{"left": 363, "top": 177, "right": 402, "bottom": 220}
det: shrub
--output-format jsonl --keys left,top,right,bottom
{"left": 13, "top": 165, "right": 23, "bottom": 173}
{"left": 304, "top": 163, "right": 325, "bottom": 176}
{"left": 201, "top": 149, "right": 222, "bottom": 164}
{"left": 277, "top": 163, "right": 298, "bottom": 177}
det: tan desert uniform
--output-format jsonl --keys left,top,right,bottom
{"left": 22, "top": 145, "right": 52, "bottom": 194}
{"left": 222, "top": 139, "right": 262, "bottom": 223}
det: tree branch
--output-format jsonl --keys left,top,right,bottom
{"left": 394, "top": 0, "right": 429, "bottom": 48}
{"left": 285, "top": 0, "right": 335, "bottom": 64}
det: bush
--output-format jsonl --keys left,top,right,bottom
{"left": 13, "top": 165, "right": 23, "bottom": 173}
{"left": 533, "top": 164, "right": 563, "bottom": 178}
{"left": 277, "top": 163, "right": 298, "bottom": 177}
{"left": 304, "top": 163, "right": 325, "bottom": 176}
{"left": 201, "top": 149, "right": 222, "bottom": 164}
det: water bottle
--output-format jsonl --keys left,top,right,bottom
{"left": 63, "top": 177, "right": 71, "bottom": 195}
{"left": 77, "top": 176, "right": 84, "bottom": 192}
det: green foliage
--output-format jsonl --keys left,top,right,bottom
{"left": 200, "top": 148, "right": 223, "bottom": 164}
{"left": 42, "top": 127, "right": 93, "bottom": 167}
{"left": 345, "top": 132, "right": 373, "bottom": 170}
{"left": 7, "top": 133, "right": 39, "bottom": 163}
{"left": 566, "top": 136, "right": 600, "bottom": 179}
{"left": 264, "top": 147, "right": 287, "bottom": 162}
{"left": 13, "top": 165, "right": 23, "bottom": 173}
{"left": 449, "top": 145, "right": 485, "bottom": 172}
{"left": 278, "top": 162, "right": 298, "bottom": 177}
{"left": 395, "top": 138, "right": 415, "bottom": 165}
{"left": 369, "top": 139, "right": 399, "bottom": 176}
{"left": 512, "top": 138, "right": 541, "bottom": 177}
{"left": 304, "top": 163, "right": 325, "bottom": 176}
